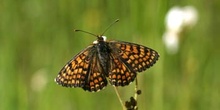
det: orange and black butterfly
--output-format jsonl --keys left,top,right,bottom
{"left": 54, "top": 20, "right": 159, "bottom": 92}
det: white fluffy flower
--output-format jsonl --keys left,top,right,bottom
{"left": 163, "top": 6, "right": 198, "bottom": 54}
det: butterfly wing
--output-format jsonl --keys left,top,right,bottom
{"left": 107, "top": 41, "right": 159, "bottom": 86}
{"left": 109, "top": 41, "right": 159, "bottom": 72}
{"left": 55, "top": 45, "right": 108, "bottom": 92}
{"left": 82, "top": 53, "right": 108, "bottom": 92}
{"left": 108, "top": 54, "right": 137, "bottom": 86}
{"left": 55, "top": 45, "right": 94, "bottom": 88}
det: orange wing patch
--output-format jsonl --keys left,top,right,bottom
{"left": 108, "top": 55, "right": 136, "bottom": 86}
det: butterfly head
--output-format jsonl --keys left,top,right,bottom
{"left": 93, "top": 36, "right": 107, "bottom": 44}
{"left": 75, "top": 19, "right": 118, "bottom": 45}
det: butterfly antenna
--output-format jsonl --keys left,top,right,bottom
{"left": 101, "top": 19, "right": 119, "bottom": 36}
{"left": 74, "top": 19, "right": 119, "bottom": 37}
{"left": 74, "top": 29, "right": 98, "bottom": 38}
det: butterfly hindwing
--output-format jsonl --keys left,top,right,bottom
{"left": 82, "top": 52, "right": 108, "bottom": 92}
{"left": 108, "top": 54, "right": 136, "bottom": 86}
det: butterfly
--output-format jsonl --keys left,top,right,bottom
{"left": 54, "top": 21, "right": 159, "bottom": 92}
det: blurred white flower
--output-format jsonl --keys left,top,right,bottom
{"left": 163, "top": 6, "right": 198, "bottom": 54}
{"left": 182, "top": 6, "right": 198, "bottom": 28}
{"left": 31, "top": 69, "right": 48, "bottom": 92}
{"left": 165, "top": 7, "right": 184, "bottom": 33}
{"left": 163, "top": 31, "right": 179, "bottom": 54}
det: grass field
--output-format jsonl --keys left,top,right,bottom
{"left": 0, "top": 0, "right": 220, "bottom": 110}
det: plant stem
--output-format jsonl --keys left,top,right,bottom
{"left": 114, "top": 86, "right": 126, "bottom": 110}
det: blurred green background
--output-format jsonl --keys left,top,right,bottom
{"left": 1, "top": 0, "right": 220, "bottom": 110}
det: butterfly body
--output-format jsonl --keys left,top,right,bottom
{"left": 55, "top": 36, "right": 159, "bottom": 92}
{"left": 95, "top": 36, "right": 111, "bottom": 76}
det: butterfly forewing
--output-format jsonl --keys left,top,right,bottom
{"left": 55, "top": 46, "right": 93, "bottom": 88}
{"left": 108, "top": 41, "right": 159, "bottom": 74}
